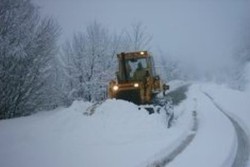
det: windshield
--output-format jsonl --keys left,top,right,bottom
{"left": 125, "top": 58, "right": 148, "bottom": 81}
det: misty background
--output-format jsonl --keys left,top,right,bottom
{"left": 1, "top": 0, "right": 250, "bottom": 118}
{"left": 33, "top": 0, "right": 250, "bottom": 78}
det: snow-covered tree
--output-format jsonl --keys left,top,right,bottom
{"left": 61, "top": 22, "right": 119, "bottom": 102}
{"left": 0, "top": 0, "right": 60, "bottom": 119}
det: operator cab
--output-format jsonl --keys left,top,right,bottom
{"left": 117, "top": 51, "right": 156, "bottom": 83}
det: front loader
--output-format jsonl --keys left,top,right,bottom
{"left": 85, "top": 51, "right": 173, "bottom": 126}
{"left": 108, "top": 51, "right": 169, "bottom": 106}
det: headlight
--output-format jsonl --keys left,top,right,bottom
{"left": 140, "top": 51, "right": 144, "bottom": 55}
{"left": 113, "top": 85, "right": 119, "bottom": 91}
{"left": 134, "top": 83, "right": 139, "bottom": 88}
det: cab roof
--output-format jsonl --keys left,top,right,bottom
{"left": 117, "top": 51, "right": 150, "bottom": 59}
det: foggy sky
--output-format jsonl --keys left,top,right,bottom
{"left": 33, "top": 0, "right": 250, "bottom": 74}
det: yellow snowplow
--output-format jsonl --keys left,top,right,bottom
{"left": 108, "top": 51, "right": 169, "bottom": 105}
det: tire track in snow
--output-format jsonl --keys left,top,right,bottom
{"left": 148, "top": 110, "right": 198, "bottom": 167}
{"left": 203, "top": 92, "right": 250, "bottom": 167}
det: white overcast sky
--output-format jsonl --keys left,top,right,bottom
{"left": 32, "top": 0, "right": 250, "bottom": 72}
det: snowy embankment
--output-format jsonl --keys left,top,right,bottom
{"left": 201, "top": 83, "right": 250, "bottom": 167}
{"left": 201, "top": 83, "right": 250, "bottom": 131}
{"left": 0, "top": 98, "right": 193, "bottom": 167}
{"left": 201, "top": 62, "right": 250, "bottom": 132}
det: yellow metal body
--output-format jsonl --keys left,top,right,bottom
{"left": 108, "top": 51, "right": 167, "bottom": 104}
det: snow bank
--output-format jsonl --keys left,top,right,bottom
{"left": 0, "top": 99, "right": 193, "bottom": 167}
{"left": 201, "top": 83, "right": 250, "bottom": 137}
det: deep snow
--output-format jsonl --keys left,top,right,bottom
{"left": 0, "top": 97, "right": 193, "bottom": 167}
{"left": 0, "top": 81, "right": 250, "bottom": 167}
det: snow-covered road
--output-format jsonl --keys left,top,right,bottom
{"left": 148, "top": 111, "right": 198, "bottom": 167}
{"left": 0, "top": 82, "right": 250, "bottom": 167}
